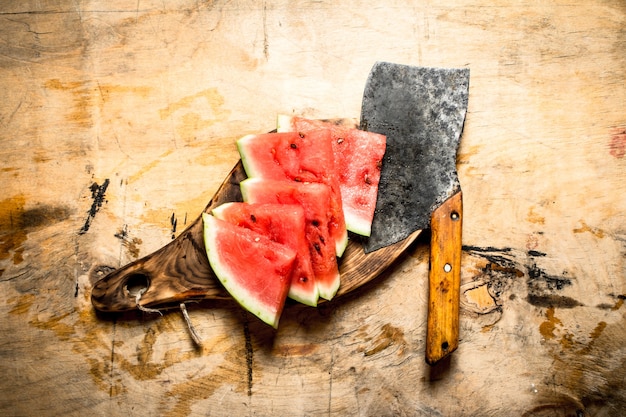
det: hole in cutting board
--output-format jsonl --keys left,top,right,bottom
{"left": 125, "top": 273, "right": 150, "bottom": 297}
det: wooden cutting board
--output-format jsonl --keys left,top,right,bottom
{"left": 90, "top": 154, "right": 419, "bottom": 312}
{"left": 1, "top": 1, "right": 624, "bottom": 416}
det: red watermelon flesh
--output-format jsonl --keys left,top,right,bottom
{"left": 240, "top": 178, "right": 341, "bottom": 301}
{"left": 277, "top": 115, "right": 386, "bottom": 237}
{"left": 237, "top": 130, "right": 348, "bottom": 257}
{"left": 212, "top": 202, "right": 319, "bottom": 307}
{"left": 202, "top": 213, "right": 295, "bottom": 328}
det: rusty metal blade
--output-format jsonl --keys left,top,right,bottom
{"left": 360, "top": 62, "right": 469, "bottom": 253}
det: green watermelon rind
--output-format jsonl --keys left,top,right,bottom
{"left": 210, "top": 202, "right": 233, "bottom": 218}
{"left": 212, "top": 202, "right": 320, "bottom": 307}
{"left": 335, "top": 226, "right": 348, "bottom": 258}
{"left": 286, "top": 278, "right": 320, "bottom": 306}
{"left": 275, "top": 114, "right": 292, "bottom": 133}
{"left": 342, "top": 206, "right": 372, "bottom": 237}
{"left": 316, "top": 272, "right": 341, "bottom": 301}
{"left": 202, "top": 212, "right": 293, "bottom": 328}
{"left": 236, "top": 134, "right": 262, "bottom": 178}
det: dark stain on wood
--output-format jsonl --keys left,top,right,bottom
{"left": 114, "top": 225, "right": 143, "bottom": 259}
{"left": 607, "top": 294, "right": 624, "bottom": 311}
{"left": 21, "top": 205, "right": 72, "bottom": 228}
{"left": 243, "top": 312, "right": 254, "bottom": 397}
{"left": 608, "top": 126, "right": 626, "bottom": 159}
{"left": 79, "top": 179, "right": 110, "bottom": 235}
{"left": 525, "top": 265, "right": 582, "bottom": 308}
{"left": 170, "top": 212, "right": 177, "bottom": 240}
{"left": 125, "top": 237, "right": 143, "bottom": 259}
{"left": 527, "top": 263, "right": 572, "bottom": 291}
{"left": 573, "top": 221, "right": 606, "bottom": 238}
{"left": 527, "top": 294, "right": 583, "bottom": 309}
{"left": 462, "top": 246, "right": 524, "bottom": 306}
{"left": 462, "top": 245, "right": 585, "bottom": 310}
{"left": 596, "top": 293, "right": 624, "bottom": 311}
{"left": 539, "top": 306, "right": 562, "bottom": 340}
{"left": 463, "top": 245, "right": 518, "bottom": 271}
{"left": 362, "top": 323, "right": 406, "bottom": 357}
{"left": 0, "top": 195, "right": 72, "bottom": 268}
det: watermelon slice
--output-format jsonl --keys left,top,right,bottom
{"left": 202, "top": 213, "right": 295, "bottom": 328}
{"left": 212, "top": 202, "right": 319, "bottom": 307}
{"left": 237, "top": 130, "right": 348, "bottom": 257}
{"left": 277, "top": 115, "right": 386, "bottom": 237}
{"left": 240, "top": 178, "right": 341, "bottom": 301}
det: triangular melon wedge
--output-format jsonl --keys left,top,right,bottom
{"left": 202, "top": 213, "right": 295, "bottom": 328}
{"left": 240, "top": 178, "right": 341, "bottom": 301}
{"left": 212, "top": 202, "right": 319, "bottom": 307}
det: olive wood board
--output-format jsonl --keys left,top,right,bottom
{"left": 91, "top": 129, "right": 420, "bottom": 313}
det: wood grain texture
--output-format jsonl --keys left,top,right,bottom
{"left": 426, "top": 190, "right": 462, "bottom": 365}
{"left": 1, "top": 1, "right": 625, "bottom": 416}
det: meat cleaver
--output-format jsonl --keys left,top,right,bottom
{"left": 360, "top": 62, "right": 469, "bottom": 365}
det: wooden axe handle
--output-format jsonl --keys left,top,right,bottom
{"left": 425, "top": 190, "right": 462, "bottom": 365}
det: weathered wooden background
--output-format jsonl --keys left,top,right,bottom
{"left": 1, "top": 1, "right": 624, "bottom": 416}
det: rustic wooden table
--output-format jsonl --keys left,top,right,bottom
{"left": 1, "top": 1, "right": 624, "bottom": 416}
